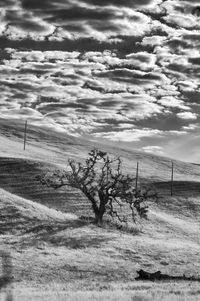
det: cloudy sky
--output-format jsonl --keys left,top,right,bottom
{"left": 1, "top": 0, "right": 200, "bottom": 162}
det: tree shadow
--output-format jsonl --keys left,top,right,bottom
{"left": 19, "top": 218, "right": 111, "bottom": 249}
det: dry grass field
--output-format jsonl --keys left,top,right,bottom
{"left": 0, "top": 118, "right": 200, "bottom": 300}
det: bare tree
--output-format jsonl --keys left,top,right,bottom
{"left": 40, "top": 149, "right": 157, "bottom": 225}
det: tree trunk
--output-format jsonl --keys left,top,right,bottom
{"left": 82, "top": 188, "right": 107, "bottom": 225}
{"left": 95, "top": 195, "right": 106, "bottom": 225}
{"left": 82, "top": 188, "right": 99, "bottom": 221}
{"left": 95, "top": 209, "right": 105, "bottom": 226}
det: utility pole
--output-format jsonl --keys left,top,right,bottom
{"left": 171, "top": 161, "right": 174, "bottom": 196}
{"left": 135, "top": 162, "right": 139, "bottom": 193}
{"left": 24, "top": 120, "right": 27, "bottom": 151}
{"left": 106, "top": 156, "right": 109, "bottom": 186}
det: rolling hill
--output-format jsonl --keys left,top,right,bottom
{"left": 0, "top": 118, "right": 200, "bottom": 301}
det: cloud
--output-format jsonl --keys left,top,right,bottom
{"left": 177, "top": 112, "right": 198, "bottom": 120}
{"left": 142, "top": 145, "right": 164, "bottom": 155}
{"left": 141, "top": 35, "right": 167, "bottom": 47}
{"left": 7, "top": 0, "right": 151, "bottom": 42}
{"left": 78, "top": 0, "right": 154, "bottom": 8}
{"left": 157, "top": 96, "right": 190, "bottom": 110}
{"left": 125, "top": 52, "right": 157, "bottom": 71}
{"left": 94, "top": 127, "right": 162, "bottom": 142}
{"left": 182, "top": 123, "right": 199, "bottom": 130}
{"left": 0, "top": 107, "right": 43, "bottom": 120}
{"left": 1, "top": 0, "right": 200, "bottom": 161}
{"left": 3, "top": 8, "right": 55, "bottom": 40}
{"left": 163, "top": 13, "right": 199, "bottom": 29}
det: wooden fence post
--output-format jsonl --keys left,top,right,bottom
{"left": 171, "top": 161, "right": 174, "bottom": 196}
{"left": 106, "top": 156, "right": 109, "bottom": 185}
{"left": 135, "top": 162, "right": 139, "bottom": 193}
{"left": 24, "top": 120, "right": 27, "bottom": 151}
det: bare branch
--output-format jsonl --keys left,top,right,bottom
{"left": 38, "top": 148, "right": 157, "bottom": 225}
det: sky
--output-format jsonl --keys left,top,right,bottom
{"left": 1, "top": 0, "right": 200, "bottom": 162}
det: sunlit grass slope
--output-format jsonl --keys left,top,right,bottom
{"left": 0, "top": 118, "right": 200, "bottom": 300}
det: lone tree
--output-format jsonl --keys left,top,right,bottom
{"left": 40, "top": 149, "right": 157, "bottom": 225}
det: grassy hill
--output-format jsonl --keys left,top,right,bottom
{"left": 0, "top": 157, "right": 91, "bottom": 216}
{"left": 0, "top": 118, "right": 200, "bottom": 300}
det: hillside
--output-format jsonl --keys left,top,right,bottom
{"left": 1, "top": 117, "right": 200, "bottom": 182}
{"left": 0, "top": 157, "right": 91, "bottom": 216}
{"left": 1, "top": 117, "right": 200, "bottom": 200}
{"left": 0, "top": 118, "right": 200, "bottom": 300}
{"left": 0, "top": 188, "right": 78, "bottom": 234}
{"left": 1, "top": 186, "right": 200, "bottom": 300}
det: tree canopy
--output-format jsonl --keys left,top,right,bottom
{"left": 40, "top": 149, "right": 157, "bottom": 225}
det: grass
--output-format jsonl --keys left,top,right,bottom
{"left": 2, "top": 282, "right": 200, "bottom": 301}
{"left": 0, "top": 118, "right": 200, "bottom": 300}
{"left": 1, "top": 187, "right": 200, "bottom": 299}
{"left": 1, "top": 117, "right": 200, "bottom": 184}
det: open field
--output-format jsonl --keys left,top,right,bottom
{"left": 0, "top": 118, "right": 200, "bottom": 300}
{"left": 2, "top": 282, "right": 200, "bottom": 301}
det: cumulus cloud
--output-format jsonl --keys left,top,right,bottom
{"left": 157, "top": 96, "right": 190, "bottom": 110}
{"left": 125, "top": 52, "right": 157, "bottom": 71}
{"left": 177, "top": 112, "right": 198, "bottom": 120}
{"left": 1, "top": 0, "right": 200, "bottom": 161}
{"left": 141, "top": 35, "right": 167, "bottom": 47}
{"left": 1, "top": 0, "right": 152, "bottom": 42}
